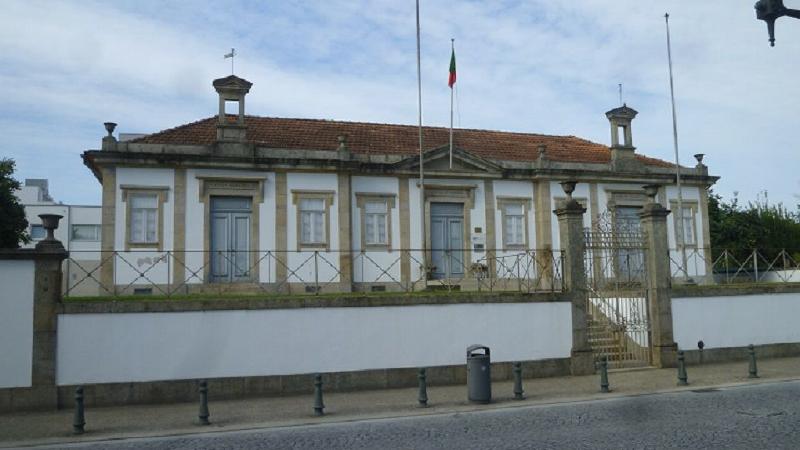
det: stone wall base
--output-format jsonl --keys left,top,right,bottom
{"left": 0, "top": 358, "right": 569, "bottom": 412}
{"left": 0, "top": 386, "right": 57, "bottom": 413}
{"left": 680, "top": 342, "right": 800, "bottom": 366}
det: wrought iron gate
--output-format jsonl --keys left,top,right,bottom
{"left": 584, "top": 212, "right": 651, "bottom": 369}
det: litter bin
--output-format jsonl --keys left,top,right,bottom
{"left": 467, "top": 344, "right": 491, "bottom": 403}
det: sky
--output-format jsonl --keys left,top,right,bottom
{"left": 1, "top": 0, "right": 798, "bottom": 207}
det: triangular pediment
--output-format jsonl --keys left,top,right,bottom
{"left": 394, "top": 145, "right": 502, "bottom": 173}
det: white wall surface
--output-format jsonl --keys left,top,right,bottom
{"left": 665, "top": 186, "right": 705, "bottom": 277}
{"left": 286, "top": 173, "right": 340, "bottom": 283}
{"left": 351, "top": 176, "right": 401, "bottom": 283}
{"left": 673, "top": 293, "right": 800, "bottom": 350}
{"left": 56, "top": 302, "right": 571, "bottom": 385}
{"left": 0, "top": 260, "right": 34, "bottom": 388}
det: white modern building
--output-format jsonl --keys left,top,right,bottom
{"left": 16, "top": 179, "right": 102, "bottom": 295}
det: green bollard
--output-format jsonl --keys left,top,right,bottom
{"left": 748, "top": 344, "right": 759, "bottom": 378}
{"left": 677, "top": 351, "right": 689, "bottom": 386}
{"left": 198, "top": 380, "right": 210, "bottom": 425}
{"left": 73, "top": 386, "right": 85, "bottom": 435}
{"left": 313, "top": 374, "right": 325, "bottom": 416}
{"left": 417, "top": 368, "right": 428, "bottom": 407}
{"left": 599, "top": 357, "right": 610, "bottom": 393}
{"left": 513, "top": 362, "right": 525, "bottom": 400}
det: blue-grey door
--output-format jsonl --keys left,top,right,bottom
{"left": 615, "top": 206, "right": 644, "bottom": 282}
{"left": 430, "top": 202, "right": 465, "bottom": 279}
{"left": 210, "top": 196, "right": 252, "bottom": 282}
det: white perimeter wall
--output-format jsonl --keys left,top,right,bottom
{"left": 0, "top": 260, "right": 35, "bottom": 388}
{"left": 673, "top": 293, "right": 800, "bottom": 350}
{"left": 56, "top": 302, "right": 571, "bottom": 385}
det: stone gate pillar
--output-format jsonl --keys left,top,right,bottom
{"left": 639, "top": 185, "right": 677, "bottom": 368}
{"left": 554, "top": 181, "right": 593, "bottom": 376}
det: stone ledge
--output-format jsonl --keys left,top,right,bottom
{"left": 59, "top": 291, "right": 568, "bottom": 314}
{"left": 680, "top": 342, "right": 800, "bottom": 365}
{"left": 40, "top": 358, "right": 571, "bottom": 411}
{"left": 673, "top": 284, "right": 800, "bottom": 298}
{"left": 0, "top": 248, "right": 69, "bottom": 261}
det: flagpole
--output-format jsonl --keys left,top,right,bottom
{"left": 449, "top": 38, "right": 454, "bottom": 170}
{"left": 665, "top": 13, "right": 689, "bottom": 282}
{"left": 416, "top": 0, "right": 427, "bottom": 282}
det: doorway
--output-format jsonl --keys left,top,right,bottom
{"left": 430, "top": 202, "right": 465, "bottom": 279}
{"left": 209, "top": 196, "right": 252, "bottom": 282}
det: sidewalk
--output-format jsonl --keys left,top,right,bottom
{"left": 2, "top": 356, "right": 799, "bottom": 448}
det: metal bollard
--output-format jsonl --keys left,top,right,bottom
{"left": 198, "top": 380, "right": 210, "bottom": 425}
{"left": 313, "top": 374, "right": 325, "bottom": 416}
{"left": 513, "top": 362, "right": 525, "bottom": 400}
{"left": 677, "top": 351, "right": 689, "bottom": 386}
{"left": 418, "top": 368, "right": 428, "bottom": 407}
{"left": 73, "top": 386, "right": 85, "bottom": 435}
{"left": 748, "top": 344, "right": 759, "bottom": 378}
{"left": 599, "top": 357, "right": 610, "bottom": 393}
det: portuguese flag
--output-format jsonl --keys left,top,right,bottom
{"left": 448, "top": 48, "right": 457, "bottom": 88}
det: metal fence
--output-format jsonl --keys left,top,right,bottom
{"left": 63, "top": 248, "right": 564, "bottom": 298}
{"left": 670, "top": 248, "right": 800, "bottom": 284}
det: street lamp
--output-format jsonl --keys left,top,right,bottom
{"left": 755, "top": 0, "right": 800, "bottom": 46}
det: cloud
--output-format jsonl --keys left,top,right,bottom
{"left": 0, "top": 0, "right": 798, "bottom": 206}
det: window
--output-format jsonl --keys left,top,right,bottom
{"left": 356, "top": 193, "right": 396, "bottom": 250}
{"left": 72, "top": 224, "right": 100, "bottom": 241}
{"left": 503, "top": 203, "right": 525, "bottom": 246}
{"left": 129, "top": 193, "right": 159, "bottom": 244}
{"left": 30, "top": 224, "right": 45, "bottom": 240}
{"left": 680, "top": 206, "right": 696, "bottom": 246}
{"left": 364, "top": 200, "right": 388, "bottom": 245}
{"left": 670, "top": 201, "right": 698, "bottom": 248}
{"left": 299, "top": 198, "right": 326, "bottom": 245}
{"left": 497, "top": 197, "right": 531, "bottom": 249}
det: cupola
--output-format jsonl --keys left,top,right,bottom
{"left": 605, "top": 104, "right": 639, "bottom": 171}
{"left": 212, "top": 75, "right": 253, "bottom": 142}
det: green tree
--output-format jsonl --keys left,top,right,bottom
{"left": 0, "top": 159, "right": 29, "bottom": 248}
{"left": 709, "top": 190, "right": 800, "bottom": 265}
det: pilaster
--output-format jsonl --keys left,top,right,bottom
{"left": 534, "top": 181, "right": 554, "bottom": 287}
{"left": 172, "top": 168, "right": 186, "bottom": 288}
{"left": 275, "top": 173, "right": 288, "bottom": 287}
{"left": 337, "top": 173, "right": 353, "bottom": 292}
{"left": 99, "top": 166, "right": 116, "bottom": 291}
{"left": 399, "top": 177, "right": 411, "bottom": 289}
{"left": 483, "top": 180, "right": 497, "bottom": 276}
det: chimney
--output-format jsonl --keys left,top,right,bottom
{"left": 212, "top": 75, "right": 253, "bottom": 143}
{"left": 605, "top": 104, "right": 639, "bottom": 171}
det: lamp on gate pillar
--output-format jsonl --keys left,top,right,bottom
{"left": 755, "top": 0, "right": 800, "bottom": 46}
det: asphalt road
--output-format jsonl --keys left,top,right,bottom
{"left": 42, "top": 380, "right": 800, "bottom": 450}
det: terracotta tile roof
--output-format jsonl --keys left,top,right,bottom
{"left": 130, "top": 116, "right": 674, "bottom": 167}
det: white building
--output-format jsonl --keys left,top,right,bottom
{"left": 80, "top": 75, "right": 718, "bottom": 296}
{"left": 16, "top": 179, "right": 102, "bottom": 295}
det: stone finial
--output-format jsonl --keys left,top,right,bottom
{"left": 35, "top": 214, "right": 65, "bottom": 251}
{"left": 102, "top": 122, "right": 118, "bottom": 151}
{"left": 560, "top": 180, "right": 577, "bottom": 200}
{"left": 104, "top": 122, "right": 117, "bottom": 137}
{"left": 537, "top": 144, "right": 547, "bottom": 159}
{"left": 643, "top": 184, "right": 660, "bottom": 203}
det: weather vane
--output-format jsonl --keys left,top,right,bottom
{"left": 224, "top": 48, "right": 236, "bottom": 74}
